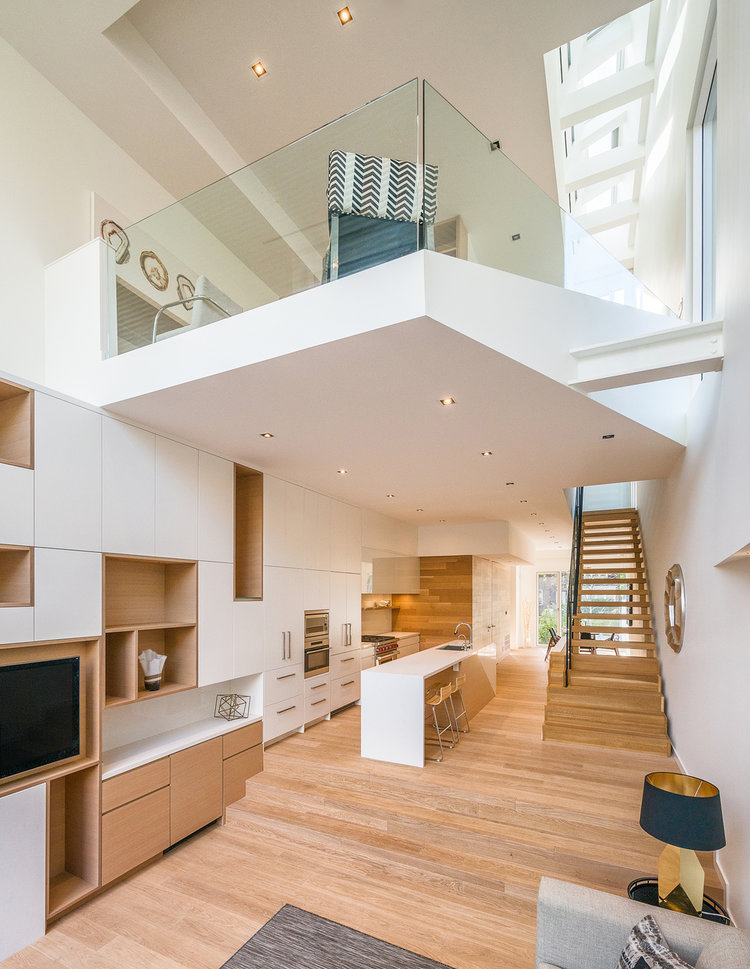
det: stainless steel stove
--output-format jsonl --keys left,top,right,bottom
{"left": 361, "top": 634, "right": 400, "bottom": 664}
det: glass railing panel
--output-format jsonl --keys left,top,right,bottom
{"left": 422, "top": 82, "right": 672, "bottom": 317}
{"left": 104, "top": 79, "right": 419, "bottom": 356}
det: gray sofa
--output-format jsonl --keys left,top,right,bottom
{"left": 535, "top": 877, "right": 750, "bottom": 969}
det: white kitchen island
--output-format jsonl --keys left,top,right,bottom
{"left": 360, "top": 641, "right": 497, "bottom": 767}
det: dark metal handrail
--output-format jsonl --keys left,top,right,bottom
{"left": 565, "top": 486, "right": 584, "bottom": 687}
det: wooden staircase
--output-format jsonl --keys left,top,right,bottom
{"left": 543, "top": 508, "right": 671, "bottom": 755}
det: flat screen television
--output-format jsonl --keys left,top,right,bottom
{"left": 0, "top": 656, "right": 80, "bottom": 780}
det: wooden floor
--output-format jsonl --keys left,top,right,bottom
{"left": 5, "top": 649, "right": 721, "bottom": 969}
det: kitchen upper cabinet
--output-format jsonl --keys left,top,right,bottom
{"left": 198, "top": 561, "right": 234, "bottom": 686}
{"left": 372, "top": 554, "right": 420, "bottom": 594}
{"left": 155, "top": 438, "right": 198, "bottom": 560}
{"left": 197, "top": 452, "right": 234, "bottom": 563}
{"left": 233, "top": 599, "right": 264, "bottom": 678}
{"left": 303, "top": 490, "right": 330, "bottom": 571}
{"left": 35, "top": 548, "right": 102, "bottom": 641}
{"left": 102, "top": 419, "right": 155, "bottom": 556}
{"left": 263, "top": 566, "right": 304, "bottom": 670}
{"left": 0, "top": 464, "right": 33, "bottom": 547}
{"left": 330, "top": 571, "right": 361, "bottom": 653}
{"left": 34, "top": 394, "right": 102, "bottom": 552}
{"left": 303, "top": 569, "right": 330, "bottom": 612}
{"left": 263, "top": 476, "right": 305, "bottom": 568}
{"left": 330, "top": 500, "right": 361, "bottom": 574}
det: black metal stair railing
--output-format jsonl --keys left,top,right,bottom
{"left": 565, "top": 486, "right": 584, "bottom": 687}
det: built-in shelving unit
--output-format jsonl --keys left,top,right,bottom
{"left": 0, "top": 378, "right": 33, "bottom": 469}
{"left": 0, "top": 545, "right": 33, "bottom": 606}
{"left": 103, "top": 555, "right": 197, "bottom": 707}
{"left": 47, "top": 765, "right": 100, "bottom": 920}
{"left": 234, "top": 465, "right": 263, "bottom": 600}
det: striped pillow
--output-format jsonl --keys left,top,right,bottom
{"left": 619, "top": 914, "right": 696, "bottom": 969}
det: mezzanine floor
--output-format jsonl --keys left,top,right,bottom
{"left": 4, "top": 649, "right": 721, "bottom": 969}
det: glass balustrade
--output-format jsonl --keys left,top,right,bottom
{"left": 102, "top": 77, "right": 671, "bottom": 358}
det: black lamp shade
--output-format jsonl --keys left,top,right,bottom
{"left": 640, "top": 772, "right": 725, "bottom": 851}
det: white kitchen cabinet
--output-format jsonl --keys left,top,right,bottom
{"left": 34, "top": 394, "right": 101, "bottom": 552}
{"left": 197, "top": 452, "right": 234, "bottom": 563}
{"left": 102, "top": 419, "right": 155, "bottom": 556}
{"left": 263, "top": 566, "right": 304, "bottom": 671}
{"left": 263, "top": 695, "right": 304, "bottom": 744}
{"left": 330, "top": 499, "right": 361, "bottom": 573}
{"left": 330, "top": 648, "right": 361, "bottom": 680}
{"left": 263, "top": 476, "right": 305, "bottom": 568}
{"left": 34, "top": 548, "right": 102, "bottom": 641}
{"left": 304, "top": 672, "right": 331, "bottom": 723}
{"left": 264, "top": 663, "right": 305, "bottom": 705}
{"left": 303, "top": 490, "right": 330, "bottom": 571}
{"left": 331, "top": 670, "right": 361, "bottom": 711}
{"left": 198, "top": 561, "right": 234, "bottom": 686}
{"left": 397, "top": 634, "right": 420, "bottom": 657}
{"left": 233, "top": 599, "right": 265, "bottom": 678}
{"left": 0, "top": 464, "right": 33, "bottom": 546}
{"left": 0, "top": 784, "right": 46, "bottom": 961}
{"left": 330, "top": 571, "right": 360, "bottom": 654}
{"left": 0, "top": 607, "right": 34, "bottom": 645}
{"left": 303, "top": 569, "right": 330, "bottom": 612}
{"left": 155, "top": 437, "right": 198, "bottom": 560}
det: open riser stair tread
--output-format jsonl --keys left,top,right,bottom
{"left": 546, "top": 685, "right": 665, "bottom": 713}
{"left": 542, "top": 723, "right": 671, "bottom": 755}
{"left": 544, "top": 705, "right": 669, "bottom": 733}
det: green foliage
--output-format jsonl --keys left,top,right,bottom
{"left": 537, "top": 607, "right": 558, "bottom": 644}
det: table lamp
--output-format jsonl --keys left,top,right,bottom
{"left": 639, "top": 772, "right": 725, "bottom": 917}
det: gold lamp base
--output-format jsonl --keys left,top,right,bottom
{"left": 658, "top": 843, "right": 705, "bottom": 917}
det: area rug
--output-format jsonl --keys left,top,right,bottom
{"left": 220, "top": 903, "right": 457, "bottom": 969}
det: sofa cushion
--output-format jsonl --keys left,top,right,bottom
{"left": 619, "top": 914, "right": 695, "bottom": 969}
{"left": 695, "top": 928, "right": 750, "bottom": 969}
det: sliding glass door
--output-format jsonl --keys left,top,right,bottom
{"left": 537, "top": 572, "right": 569, "bottom": 645}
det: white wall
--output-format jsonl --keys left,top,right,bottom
{"left": 0, "top": 38, "right": 172, "bottom": 382}
{"left": 631, "top": 0, "right": 750, "bottom": 926}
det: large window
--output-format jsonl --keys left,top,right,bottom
{"left": 701, "top": 66, "right": 717, "bottom": 320}
{"left": 537, "top": 572, "right": 569, "bottom": 645}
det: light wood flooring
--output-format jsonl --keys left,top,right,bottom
{"left": 4, "top": 649, "right": 721, "bottom": 969}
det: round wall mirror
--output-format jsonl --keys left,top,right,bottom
{"left": 664, "top": 564, "right": 686, "bottom": 652}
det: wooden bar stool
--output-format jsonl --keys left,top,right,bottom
{"left": 433, "top": 679, "right": 462, "bottom": 742}
{"left": 425, "top": 685, "right": 456, "bottom": 761}
{"left": 452, "top": 673, "right": 470, "bottom": 734}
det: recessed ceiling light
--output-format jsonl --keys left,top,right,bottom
{"left": 439, "top": 397, "right": 455, "bottom": 406}
{"left": 260, "top": 432, "right": 274, "bottom": 438}
{"left": 251, "top": 61, "right": 267, "bottom": 78}
{"left": 540, "top": 522, "right": 545, "bottom": 525}
{"left": 386, "top": 493, "right": 395, "bottom": 498}
{"left": 506, "top": 481, "right": 514, "bottom": 486}
{"left": 439, "top": 519, "right": 447, "bottom": 524}
{"left": 602, "top": 433, "right": 615, "bottom": 440}
{"left": 531, "top": 512, "right": 537, "bottom": 516}
{"left": 337, "top": 469, "right": 348, "bottom": 474}
{"left": 481, "top": 450, "right": 493, "bottom": 457}
{"left": 416, "top": 508, "right": 424, "bottom": 512}
{"left": 520, "top": 499, "right": 528, "bottom": 503}
{"left": 337, "top": 6, "right": 353, "bottom": 24}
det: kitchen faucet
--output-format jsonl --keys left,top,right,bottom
{"left": 454, "top": 622, "right": 472, "bottom": 649}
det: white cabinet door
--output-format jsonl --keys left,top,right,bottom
{"left": 0, "top": 465, "right": 33, "bottom": 546}
{"left": 0, "top": 607, "right": 33, "bottom": 645}
{"left": 263, "top": 477, "right": 305, "bottom": 569}
{"left": 329, "top": 571, "right": 348, "bottom": 653}
{"left": 155, "top": 437, "right": 198, "bottom": 560}
{"left": 102, "top": 419, "right": 155, "bottom": 556}
{"left": 330, "top": 500, "right": 361, "bottom": 573}
{"left": 0, "top": 784, "right": 46, "bottom": 961}
{"left": 233, "top": 599, "right": 265, "bottom": 678}
{"left": 198, "top": 452, "right": 234, "bottom": 563}
{"left": 345, "top": 572, "right": 362, "bottom": 646}
{"left": 303, "top": 569, "right": 330, "bottom": 612}
{"left": 263, "top": 566, "right": 304, "bottom": 670}
{"left": 198, "top": 561, "right": 234, "bottom": 686}
{"left": 263, "top": 695, "right": 304, "bottom": 744}
{"left": 34, "top": 394, "right": 102, "bottom": 552}
{"left": 303, "top": 490, "right": 330, "bottom": 571}
{"left": 35, "top": 548, "right": 102, "bottom": 640}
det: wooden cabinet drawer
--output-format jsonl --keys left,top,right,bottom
{"left": 223, "top": 745, "right": 263, "bottom": 807}
{"left": 102, "top": 758, "right": 170, "bottom": 814}
{"left": 330, "top": 649, "right": 360, "bottom": 679}
{"left": 304, "top": 672, "right": 329, "bottom": 697}
{"left": 222, "top": 720, "right": 263, "bottom": 759}
{"left": 332, "top": 670, "right": 361, "bottom": 710}
{"left": 264, "top": 663, "right": 304, "bottom": 704}
{"left": 263, "top": 695, "right": 303, "bottom": 744}
{"left": 170, "top": 738, "right": 223, "bottom": 844}
{"left": 101, "top": 787, "right": 170, "bottom": 885}
{"left": 305, "top": 691, "right": 330, "bottom": 723}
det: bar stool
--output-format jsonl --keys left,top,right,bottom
{"left": 433, "top": 679, "right": 462, "bottom": 742}
{"left": 425, "top": 685, "right": 456, "bottom": 762}
{"left": 452, "top": 673, "right": 470, "bottom": 734}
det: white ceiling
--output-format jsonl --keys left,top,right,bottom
{"left": 0, "top": 0, "right": 645, "bottom": 201}
{"left": 106, "top": 318, "right": 684, "bottom": 551}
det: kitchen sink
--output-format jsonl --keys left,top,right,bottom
{"left": 438, "top": 643, "right": 469, "bottom": 650}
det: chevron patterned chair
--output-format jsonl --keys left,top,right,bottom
{"left": 324, "top": 149, "right": 439, "bottom": 281}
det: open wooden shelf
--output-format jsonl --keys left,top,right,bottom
{"left": 0, "top": 545, "right": 33, "bottom": 607}
{"left": 0, "top": 378, "right": 33, "bottom": 469}
{"left": 234, "top": 465, "right": 263, "bottom": 600}
{"left": 47, "top": 764, "right": 100, "bottom": 921}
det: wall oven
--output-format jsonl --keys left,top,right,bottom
{"left": 304, "top": 610, "right": 330, "bottom": 678}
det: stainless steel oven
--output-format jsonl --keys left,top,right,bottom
{"left": 304, "top": 610, "right": 330, "bottom": 678}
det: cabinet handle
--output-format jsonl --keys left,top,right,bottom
{"left": 287, "top": 631, "right": 292, "bottom": 658}
{"left": 277, "top": 672, "right": 296, "bottom": 680}
{"left": 311, "top": 698, "right": 327, "bottom": 707}
{"left": 348, "top": 622, "right": 352, "bottom": 645}
{"left": 341, "top": 656, "right": 354, "bottom": 662}
{"left": 277, "top": 705, "right": 296, "bottom": 714}
{"left": 310, "top": 682, "right": 326, "bottom": 690}
{"left": 282, "top": 631, "right": 287, "bottom": 660}
{"left": 342, "top": 680, "right": 355, "bottom": 687}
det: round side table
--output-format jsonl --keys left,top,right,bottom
{"left": 627, "top": 877, "right": 730, "bottom": 925}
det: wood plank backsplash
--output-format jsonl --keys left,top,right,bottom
{"left": 392, "top": 555, "right": 473, "bottom": 649}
